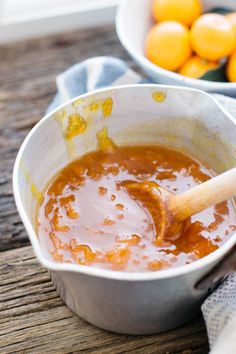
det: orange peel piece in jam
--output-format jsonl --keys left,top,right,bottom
{"left": 50, "top": 233, "right": 69, "bottom": 250}
{"left": 98, "top": 186, "right": 108, "bottom": 196}
{"left": 117, "top": 234, "right": 141, "bottom": 245}
{"left": 71, "top": 243, "right": 96, "bottom": 264}
{"left": 148, "top": 259, "right": 169, "bottom": 271}
{"left": 106, "top": 246, "right": 131, "bottom": 269}
{"left": 50, "top": 232, "right": 61, "bottom": 249}
{"left": 51, "top": 213, "right": 70, "bottom": 232}
{"left": 51, "top": 249, "right": 64, "bottom": 262}
{"left": 103, "top": 217, "right": 116, "bottom": 226}
{"left": 60, "top": 195, "right": 79, "bottom": 219}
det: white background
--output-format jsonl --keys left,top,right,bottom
{"left": 0, "top": 0, "right": 120, "bottom": 43}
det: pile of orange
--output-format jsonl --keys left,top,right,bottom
{"left": 145, "top": 0, "right": 236, "bottom": 82}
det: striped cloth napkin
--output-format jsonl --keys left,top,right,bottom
{"left": 48, "top": 56, "right": 236, "bottom": 354}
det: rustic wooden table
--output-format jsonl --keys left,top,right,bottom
{"left": 1, "top": 24, "right": 236, "bottom": 353}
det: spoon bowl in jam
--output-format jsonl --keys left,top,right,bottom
{"left": 122, "top": 167, "right": 236, "bottom": 245}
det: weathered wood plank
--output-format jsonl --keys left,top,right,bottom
{"left": 0, "top": 246, "right": 209, "bottom": 354}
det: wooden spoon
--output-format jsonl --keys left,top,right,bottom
{"left": 121, "top": 167, "right": 236, "bottom": 245}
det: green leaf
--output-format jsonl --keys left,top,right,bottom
{"left": 206, "top": 7, "right": 233, "bottom": 15}
{"left": 199, "top": 64, "right": 228, "bottom": 82}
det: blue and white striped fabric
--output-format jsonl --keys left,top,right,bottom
{"left": 47, "top": 56, "right": 147, "bottom": 112}
{"left": 48, "top": 56, "right": 236, "bottom": 354}
{"left": 202, "top": 273, "right": 236, "bottom": 354}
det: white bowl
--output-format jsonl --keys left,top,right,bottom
{"left": 13, "top": 84, "right": 236, "bottom": 334}
{"left": 116, "top": 0, "right": 236, "bottom": 95}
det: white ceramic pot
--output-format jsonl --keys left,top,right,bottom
{"left": 116, "top": 0, "right": 236, "bottom": 96}
{"left": 13, "top": 85, "right": 236, "bottom": 334}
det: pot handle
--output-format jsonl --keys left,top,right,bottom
{"left": 195, "top": 246, "right": 236, "bottom": 291}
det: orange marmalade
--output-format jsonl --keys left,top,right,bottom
{"left": 37, "top": 145, "right": 236, "bottom": 272}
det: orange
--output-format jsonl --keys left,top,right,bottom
{"left": 226, "top": 51, "right": 236, "bottom": 82}
{"left": 179, "top": 55, "right": 219, "bottom": 78}
{"left": 152, "top": 0, "right": 202, "bottom": 27}
{"left": 145, "top": 21, "right": 192, "bottom": 71}
{"left": 226, "top": 12, "right": 236, "bottom": 38}
{"left": 190, "top": 14, "right": 235, "bottom": 61}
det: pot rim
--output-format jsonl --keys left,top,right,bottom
{"left": 13, "top": 83, "right": 236, "bottom": 282}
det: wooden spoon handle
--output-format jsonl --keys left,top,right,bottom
{"left": 169, "top": 167, "right": 236, "bottom": 222}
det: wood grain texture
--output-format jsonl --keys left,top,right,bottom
{"left": 1, "top": 25, "right": 236, "bottom": 353}
{"left": 0, "top": 246, "right": 209, "bottom": 354}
